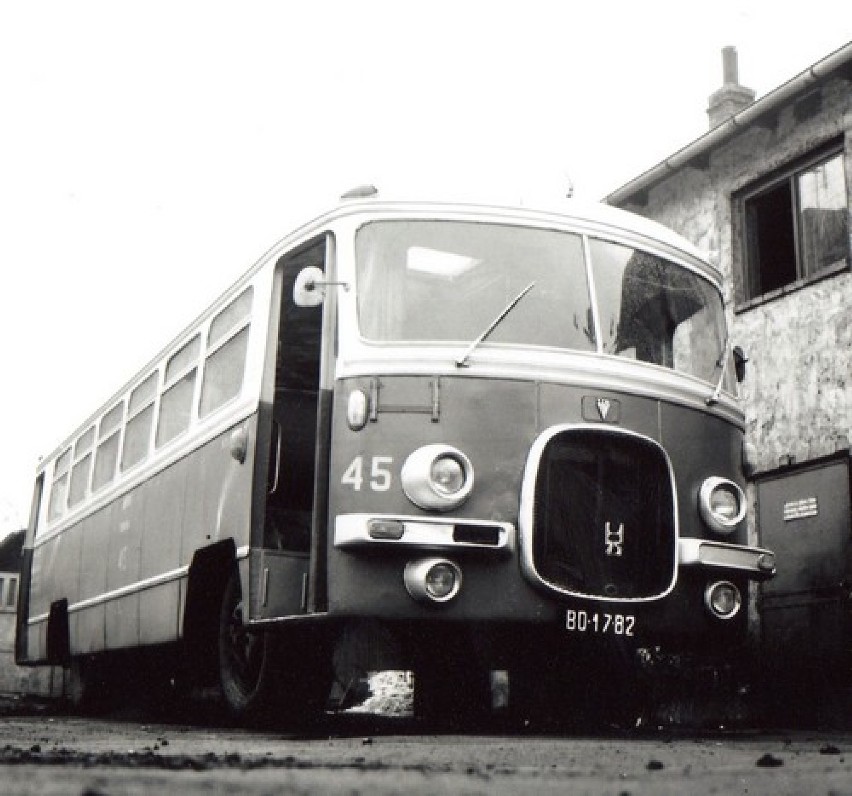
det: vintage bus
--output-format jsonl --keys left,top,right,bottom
{"left": 16, "top": 189, "right": 776, "bottom": 724}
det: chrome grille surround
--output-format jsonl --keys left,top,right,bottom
{"left": 519, "top": 424, "right": 679, "bottom": 602}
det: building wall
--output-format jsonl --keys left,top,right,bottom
{"left": 0, "top": 572, "right": 63, "bottom": 696}
{"left": 616, "top": 74, "right": 852, "bottom": 481}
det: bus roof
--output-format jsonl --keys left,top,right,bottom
{"left": 281, "top": 192, "right": 716, "bottom": 276}
{"left": 36, "top": 193, "right": 718, "bottom": 470}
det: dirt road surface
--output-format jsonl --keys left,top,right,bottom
{"left": 1, "top": 700, "right": 851, "bottom": 796}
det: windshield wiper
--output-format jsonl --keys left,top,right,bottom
{"left": 455, "top": 281, "right": 536, "bottom": 367}
{"left": 706, "top": 336, "right": 731, "bottom": 406}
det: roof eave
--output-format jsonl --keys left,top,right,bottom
{"left": 604, "top": 41, "right": 852, "bottom": 206}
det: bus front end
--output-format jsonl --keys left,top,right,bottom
{"left": 322, "top": 204, "right": 774, "bottom": 720}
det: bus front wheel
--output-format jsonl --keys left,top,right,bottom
{"left": 218, "top": 571, "right": 278, "bottom": 723}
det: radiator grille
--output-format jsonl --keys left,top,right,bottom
{"left": 530, "top": 429, "right": 676, "bottom": 599}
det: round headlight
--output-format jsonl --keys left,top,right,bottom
{"left": 704, "top": 580, "right": 742, "bottom": 620}
{"left": 401, "top": 444, "right": 474, "bottom": 511}
{"left": 699, "top": 477, "right": 746, "bottom": 534}
{"left": 404, "top": 558, "right": 462, "bottom": 603}
{"left": 430, "top": 455, "right": 466, "bottom": 495}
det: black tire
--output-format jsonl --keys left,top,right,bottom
{"left": 217, "top": 570, "right": 333, "bottom": 727}
{"left": 218, "top": 571, "right": 279, "bottom": 722}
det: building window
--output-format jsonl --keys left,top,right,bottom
{"left": 0, "top": 575, "right": 17, "bottom": 611}
{"left": 740, "top": 145, "right": 848, "bottom": 304}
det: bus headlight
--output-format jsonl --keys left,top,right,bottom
{"left": 401, "top": 444, "right": 473, "bottom": 511}
{"left": 698, "top": 477, "right": 746, "bottom": 534}
{"left": 404, "top": 558, "right": 462, "bottom": 603}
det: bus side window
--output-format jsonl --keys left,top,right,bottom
{"left": 121, "top": 372, "right": 158, "bottom": 471}
{"left": 200, "top": 288, "right": 253, "bottom": 417}
{"left": 156, "top": 335, "right": 200, "bottom": 448}
{"left": 265, "top": 239, "right": 325, "bottom": 552}
{"left": 69, "top": 426, "right": 95, "bottom": 507}
{"left": 47, "top": 447, "right": 71, "bottom": 523}
{"left": 92, "top": 401, "right": 124, "bottom": 491}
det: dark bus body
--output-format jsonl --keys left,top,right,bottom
{"left": 17, "top": 196, "right": 775, "bottom": 722}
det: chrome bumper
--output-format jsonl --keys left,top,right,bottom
{"left": 679, "top": 538, "right": 776, "bottom": 580}
{"left": 334, "top": 513, "right": 514, "bottom": 552}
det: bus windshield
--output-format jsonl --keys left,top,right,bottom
{"left": 355, "top": 220, "right": 731, "bottom": 388}
{"left": 588, "top": 237, "right": 732, "bottom": 387}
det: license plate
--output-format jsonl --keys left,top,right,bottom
{"left": 565, "top": 609, "right": 635, "bottom": 637}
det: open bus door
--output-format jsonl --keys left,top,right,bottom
{"left": 258, "top": 237, "right": 327, "bottom": 617}
{"left": 15, "top": 473, "right": 44, "bottom": 665}
{"left": 217, "top": 235, "right": 333, "bottom": 722}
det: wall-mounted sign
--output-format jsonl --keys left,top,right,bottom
{"left": 783, "top": 496, "right": 819, "bottom": 521}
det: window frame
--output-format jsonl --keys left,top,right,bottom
{"left": 155, "top": 334, "right": 201, "bottom": 449}
{"left": 68, "top": 425, "right": 96, "bottom": 508}
{"left": 92, "top": 400, "right": 125, "bottom": 492}
{"left": 121, "top": 370, "right": 160, "bottom": 472}
{"left": 199, "top": 287, "right": 254, "bottom": 418}
{"left": 735, "top": 141, "right": 849, "bottom": 310}
{"left": 47, "top": 446, "right": 72, "bottom": 523}
{"left": 3, "top": 575, "right": 18, "bottom": 610}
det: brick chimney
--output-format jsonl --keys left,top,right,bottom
{"left": 707, "top": 46, "right": 755, "bottom": 128}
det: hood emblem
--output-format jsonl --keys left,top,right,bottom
{"left": 605, "top": 522, "right": 625, "bottom": 557}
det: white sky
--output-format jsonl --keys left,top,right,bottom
{"left": 0, "top": 1, "right": 849, "bottom": 534}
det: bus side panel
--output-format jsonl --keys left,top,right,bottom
{"left": 139, "top": 455, "right": 187, "bottom": 645}
{"left": 105, "top": 485, "right": 144, "bottom": 650}
{"left": 26, "top": 542, "right": 53, "bottom": 660}
{"left": 73, "top": 502, "right": 112, "bottom": 654}
{"left": 28, "top": 525, "right": 83, "bottom": 660}
{"left": 214, "top": 418, "right": 257, "bottom": 553}
{"left": 180, "top": 418, "right": 257, "bottom": 607}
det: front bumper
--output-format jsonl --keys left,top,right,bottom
{"left": 679, "top": 538, "right": 776, "bottom": 580}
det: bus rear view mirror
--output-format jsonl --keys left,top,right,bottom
{"left": 293, "top": 266, "right": 350, "bottom": 307}
{"left": 293, "top": 266, "right": 326, "bottom": 307}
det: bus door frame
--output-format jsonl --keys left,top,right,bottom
{"left": 249, "top": 232, "right": 337, "bottom": 622}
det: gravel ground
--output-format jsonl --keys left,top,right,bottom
{"left": 1, "top": 693, "right": 852, "bottom": 795}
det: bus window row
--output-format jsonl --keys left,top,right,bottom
{"left": 44, "top": 286, "right": 255, "bottom": 529}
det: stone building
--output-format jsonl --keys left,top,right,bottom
{"left": 606, "top": 43, "right": 852, "bottom": 675}
{"left": 606, "top": 43, "right": 852, "bottom": 476}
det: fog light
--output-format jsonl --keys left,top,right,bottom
{"left": 705, "top": 580, "right": 741, "bottom": 620}
{"left": 404, "top": 558, "right": 462, "bottom": 604}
